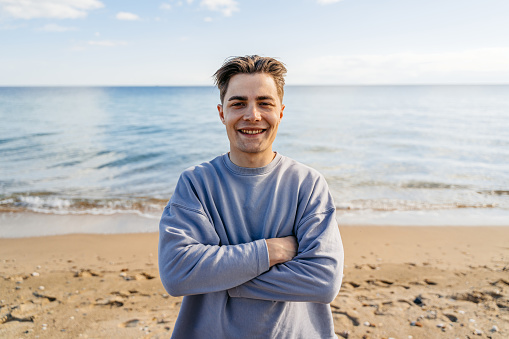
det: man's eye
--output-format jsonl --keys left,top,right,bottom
{"left": 231, "top": 102, "right": 244, "bottom": 107}
{"left": 260, "top": 102, "right": 272, "bottom": 106}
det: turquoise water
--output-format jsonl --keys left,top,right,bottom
{"left": 1, "top": 86, "right": 508, "bottom": 229}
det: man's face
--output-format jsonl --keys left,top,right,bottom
{"left": 217, "top": 73, "right": 285, "bottom": 165}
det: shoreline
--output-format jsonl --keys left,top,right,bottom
{"left": 1, "top": 211, "right": 508, "bottom": 238}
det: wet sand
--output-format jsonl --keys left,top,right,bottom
{"left": 1, "top": 219, "right": 508, "bottom": 338}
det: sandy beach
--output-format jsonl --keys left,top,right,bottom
{"left": 1, "top": 215, "right": 508, "bottom": 338}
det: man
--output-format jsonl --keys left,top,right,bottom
{"left": 159, "top": 55, "right": 344, "bottom": 338}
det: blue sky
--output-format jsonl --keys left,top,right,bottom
{"left": 1, "top": 0, "right": 508, "bottom": 85}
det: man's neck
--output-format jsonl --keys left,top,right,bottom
{"left": 228, "top": 150, "right": 276, "bottom": 168}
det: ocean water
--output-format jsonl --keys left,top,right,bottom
{"left": 1, "top": 86, "right": 508, "bottom": 231}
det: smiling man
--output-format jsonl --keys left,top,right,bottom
{"left": 159, "top": 55, "right": 344, "bottom": 338}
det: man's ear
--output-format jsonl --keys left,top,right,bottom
{"left": 280, "top": 104, "right": 285, "bottom": 119}
{"left": 217, "top": 104, "right": 225, "bottom": 125}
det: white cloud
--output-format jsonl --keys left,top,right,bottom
{"left": 0, "top": 0, "right": 103, "bottom": 19}
{"left": 39, "top": 23, "right": 76, "bottom": 32}
{"left": 88, "top": 40, "right": 127, "bottom": 47}
{"left": 292, "top": 48, "right": 509, "bottom": 84}
{"left": 160, "top": 3, "right": 171, "bottom": 10}
{"left": 316, "top": 0, "right": 343, "bottom": 4}
{"left": 204, "top": 16, "right": 212, "bottom": 22}
{"left": 116, "top": 11, "right": 139, "bottom": 21}
{"left": 200, "top": 0, "right": 238, "bottom": 17}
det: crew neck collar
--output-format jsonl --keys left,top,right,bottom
{"left": 222, "top": 152, "right": 282, "bottom": 176}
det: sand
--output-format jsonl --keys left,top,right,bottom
{"left": 1, "top": 217, "right": 508, "bottom": 338}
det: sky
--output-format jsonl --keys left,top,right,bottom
{"left": 1, "top": 0, "right": 508, "bottom": 86}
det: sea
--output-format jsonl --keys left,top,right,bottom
{"left": 1, "top": 85, "right": 508, "bottom": 235}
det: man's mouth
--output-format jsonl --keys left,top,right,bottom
{"left": 239, "top": 129, "right": 265, "bottom": 135}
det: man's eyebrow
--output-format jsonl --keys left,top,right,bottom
{"left": 227, "top": 95, "right": 276, "bottom": 101}
{"left": 227, "top": 96, "right": 248, "bottom": 101}
{"left": 256, "top": 96, "right": 276, "bottom": 101}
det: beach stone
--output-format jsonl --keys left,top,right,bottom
{"left": 444, "top": 314, "right": 458, "bottom": 322}
{"left": 31, "top": 272, "right": 39, "bottom": 277}
{"left": 413, "top": 296, "right": 424, "bottom": 306}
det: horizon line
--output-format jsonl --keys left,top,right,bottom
{"left": 1, "top": 83, "right": 509, "bottom": 88}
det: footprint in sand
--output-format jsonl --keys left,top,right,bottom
{"left": 119, "top": 319, "right": 140, "bottom": 328}
{"left": 120, "top": 272, "right": 156, "bottom": 281}
{"left": 94, "top": 296, "right": 124, "bottom": 307}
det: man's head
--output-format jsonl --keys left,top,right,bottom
{"left": 213, "top": 55, "right": 287, "bottom": 104}
{"left": 214, "top": 56, "right": 287, "bottom": 168}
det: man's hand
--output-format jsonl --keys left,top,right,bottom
{"left": 266, "top": 236, "right": 298, "bottom": 267}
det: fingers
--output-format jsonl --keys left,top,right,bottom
{"left": 266, "top": 236, "right": 298, "bottom": 267}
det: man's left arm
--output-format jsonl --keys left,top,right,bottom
{"left": 228, "top": 199, "right": 344, "bottom": 304}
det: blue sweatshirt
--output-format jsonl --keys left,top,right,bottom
{"left": 159, "top": 153, "right": 344, "bottom": 339}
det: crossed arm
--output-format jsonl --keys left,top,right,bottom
{"left": 158, "top": 203, "right": 343, "bottom": 304}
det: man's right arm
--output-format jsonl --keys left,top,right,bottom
{"left": 159, "top": 203, "right": 272, "bottom": 296}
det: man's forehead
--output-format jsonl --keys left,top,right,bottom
{"left": 226, "top": 73, "right": 278, "bottom": 97}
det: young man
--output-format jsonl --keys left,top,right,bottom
{"left": 159, "top": 55, "right": 344, "bottom": 338}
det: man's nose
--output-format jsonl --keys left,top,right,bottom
{"left": 243, "top": 104, "right": 261, "bottom": 121}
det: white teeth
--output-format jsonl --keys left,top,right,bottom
{"left": 240, "top": 129, "right": 263, "bottom": 134}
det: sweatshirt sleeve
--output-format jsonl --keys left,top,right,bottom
{"left": 227, "top": 178, "right": 344, "bottom": 304}
{"left": 158, "top": 175, "right": 270, "bottom": 297}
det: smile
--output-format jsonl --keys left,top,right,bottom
{"left": 239, "top": 129, "right": 265, "bottom": 135}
